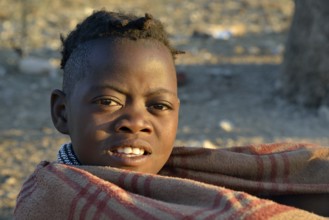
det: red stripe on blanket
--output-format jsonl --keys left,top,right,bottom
{"left": 15, "top": 175, "right": 35, "bottom": 202}
{"left": 269, "top": 154, "right": 280, "bottom": 192}
{"left": 255, "top": 155, "right": 265, "bottom": 193}
{"left": 203, "top": 193, "right": 236, "bottom": 219}
{"left": 90, "top": 191, "right": 128, "bottom": 220}
{"left": 88, "top": 188, "right": 129, "bottom": 220}
{"left": 47, "top": 165, "right": 124, "bottom": 219}
{"left": 226, "top": 192, "right": 254, "bottom": 219}
{"left": 119, "top": 172, "right": 144, "bottom": 195}
{"left": 281, "top": 153, "right": 290, "bottom": 181}
{"left": 95, "top": 175, "right": 150, "bottom": 219}
{"left": 212, "top": 192, "right": 224, "bottom": 207}
{"left": 144, "top": 175, "right": 153, "bottom": 197}
{"left": 90, "top": 194, "right": 125, "bottom": 220}
{"left": 269, "top": 154, "right": 277, "bottom": 182}
{"left": 47, "top": 165, "right": 162, "bottom": 220}
{"left": 107, "top": 180, "right": 182, "bottom": 219}
{"left": 68, "top": 182, "right": 92, "bottom": 219}
{"left": 227, "top": 193, "right": 270, "bottom": 219}
{"left": 130, "top": 191, "right": 188, "bottom": 219}
{"left": 79, "top": 185, "right": 103, "bottom": 220}
{"left": 102, "top": 171, "right": 183, "bottom": 219}
{"left": 14, "top": 178, "right": 38, "bottom": 212}
{"left": 123, "top": 173, "right": 189, "bottom": 219}
{"left": 15, "top": 160, "right": 49, "bottom": 210}
{"left": 131, "top": 174, "right": 140, "bottom": 193}
{"left": 68, "top": 179, "right": 92, "bottom": 219}
{"left": 202, "top": 188, "right": 253, "bottom": 220}
{"left": 281, "top": 152, "right": 294, "bottom": 194}
{"left": 69, "top": 183, "right": 92, "bottom": 219}
{"left": 227, "top": 193, "right": 254, "bottom": 219}
{"left": 118, "top": 172, "right": 128, "bottom": 187}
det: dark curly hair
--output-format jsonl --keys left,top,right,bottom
{"left": 60, "top": 10, "right": 183, "bottom": 96}
{"left": 60, "top": 10, "right": 183, "bottom": 69}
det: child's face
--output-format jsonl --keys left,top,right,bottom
{"left": 58, "top": 39, "right": 179, "bottom": 174}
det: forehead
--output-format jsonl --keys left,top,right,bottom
{"left": 72, "top": 38, "right": 177, "bottom": 93}
{"left": 84, "top": 38, "right": 174, "bottom": 69}
{"left": 85, "top": 39, "right": 175, "bottom": 77}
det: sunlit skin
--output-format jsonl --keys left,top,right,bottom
{"left": 51, "top": 39, "right": 179, "bottom": 174}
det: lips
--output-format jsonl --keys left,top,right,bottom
{"left": 104, "top": 139, "right": 152, "bottom": 166}
{"left": 115, "top": 146, "right": 145, "bottom": 156}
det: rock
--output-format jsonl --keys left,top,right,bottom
{"left": 0, "top": 66, "right": 7, "bottom": 76}
{"left": 203, "top": 140, "right": 218, "bottom": 149}
{"left": 318, "top": 105, "right": 329, "bottom": 122}
{"left": 212, "top": 30, "right": 232, "bottom": 40}
{"left": 193, "top": 24, "right": 246, "bottom": 40}
{"left": 271, "top": 44, "right": 285, "bottom": 55}
{"left": 18, "top": 57, "right": 55, "bottom": 75}
{"left": 234, "top": 45, "right": 245, "bottom": 55}
{"left": 248, "top": 46, "right": 261, "bottom": 55}
{"left": 219, "top": 120, "right": 234, "bottom": 132}
{"left": 187, "top": 140, "right": 203, "bottom": 148}
{"left": 5, "top": 177, "right": 17, "bottom": 186}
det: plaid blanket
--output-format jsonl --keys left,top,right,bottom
{"left": 14, "top": 143, "right": 329, "bottom": 219}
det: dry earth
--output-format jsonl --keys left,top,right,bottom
{"left": 1, "top": 0, "right": 329, "bottom": 219}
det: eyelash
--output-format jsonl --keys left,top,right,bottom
{"left": 94, "top": 98, "right": 122, "bottom": 107}
{"left": 148, "top": 103, "right": 171, "bottom": 111}
{"left": 93, "top": 98, "right": 172, "bottom": 112}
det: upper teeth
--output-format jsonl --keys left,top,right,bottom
{"left": 116, "top": 147, "right": 145, "bottom": 156}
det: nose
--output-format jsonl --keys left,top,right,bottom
{"left": 114, "top": 110, "right": 152, "bottom": 134}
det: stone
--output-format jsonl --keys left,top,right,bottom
{"left": 0, "top": 66, "right": 7, "bottom": 76}
{"left": 193, "top": 24, "right": 246, "bottom": 40}
{"left": 219, "top": 120, "right": 234, "bottom": 132}
{"left": 203, "top": 140, "right": 218, "bottom": 149}
{"left": 5, "top": 177, "right": 17, "bottom": 186}
{"left": 18, "top": 57, "right": 55, "bottom": 75}
{"left": 318, "top": 105, "right": 329, "bottom": 122}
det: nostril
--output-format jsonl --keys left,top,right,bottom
{"left": 114, "top": 118, "right": 152, "bottom": 134}
{"left": 116, "top": 126, "right": 152, "bottom": 134}
{"left": 141, "top": 128, "right": 152, "bottom": 133}
{"left": 119, "top": 126, "right": 132, "bottom": 133}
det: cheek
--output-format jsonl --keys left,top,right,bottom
{"left": 72, "top": 112, "right": 108, "bottom": 140}
{"left": 84, "top": 116, "right": 114, "bottom": 140}
{"left": 158, "top": 116, "right": 178, "bottom": 143}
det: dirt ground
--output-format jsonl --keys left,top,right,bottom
{"left": 1, "top": 0, "right": 329, "bottom": 219}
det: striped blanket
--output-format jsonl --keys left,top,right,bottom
{"left": 14, "top": 143, "right": 329, "bottom": 219}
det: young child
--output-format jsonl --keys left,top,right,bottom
{"left": 14, "top": 10, "right": 329, "bottom": 218}
{"left": 52, "top": 10, "right": 183, "bottom": 174}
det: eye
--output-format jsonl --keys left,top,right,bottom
{"left": 94, "top": 98, "right": 121, "bottom": 107}
{"left": 149, "top": 103, "right": 171, "bottom": 111}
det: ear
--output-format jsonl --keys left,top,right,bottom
{"left": 50, "top": 89, "right": 69, "bottom": 134}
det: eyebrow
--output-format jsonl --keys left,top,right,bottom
{"left": 90, "top": 84, "right": 127, "bottom": 95}
{"left": 90, "top": 84, "right": 178, "bottom": 97}
{"left": 146, "top": 88, "right": 178, "bottom": 97}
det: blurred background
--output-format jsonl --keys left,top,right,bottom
{"left": 1, "top": 0, "right": 328, "bottom": 219}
